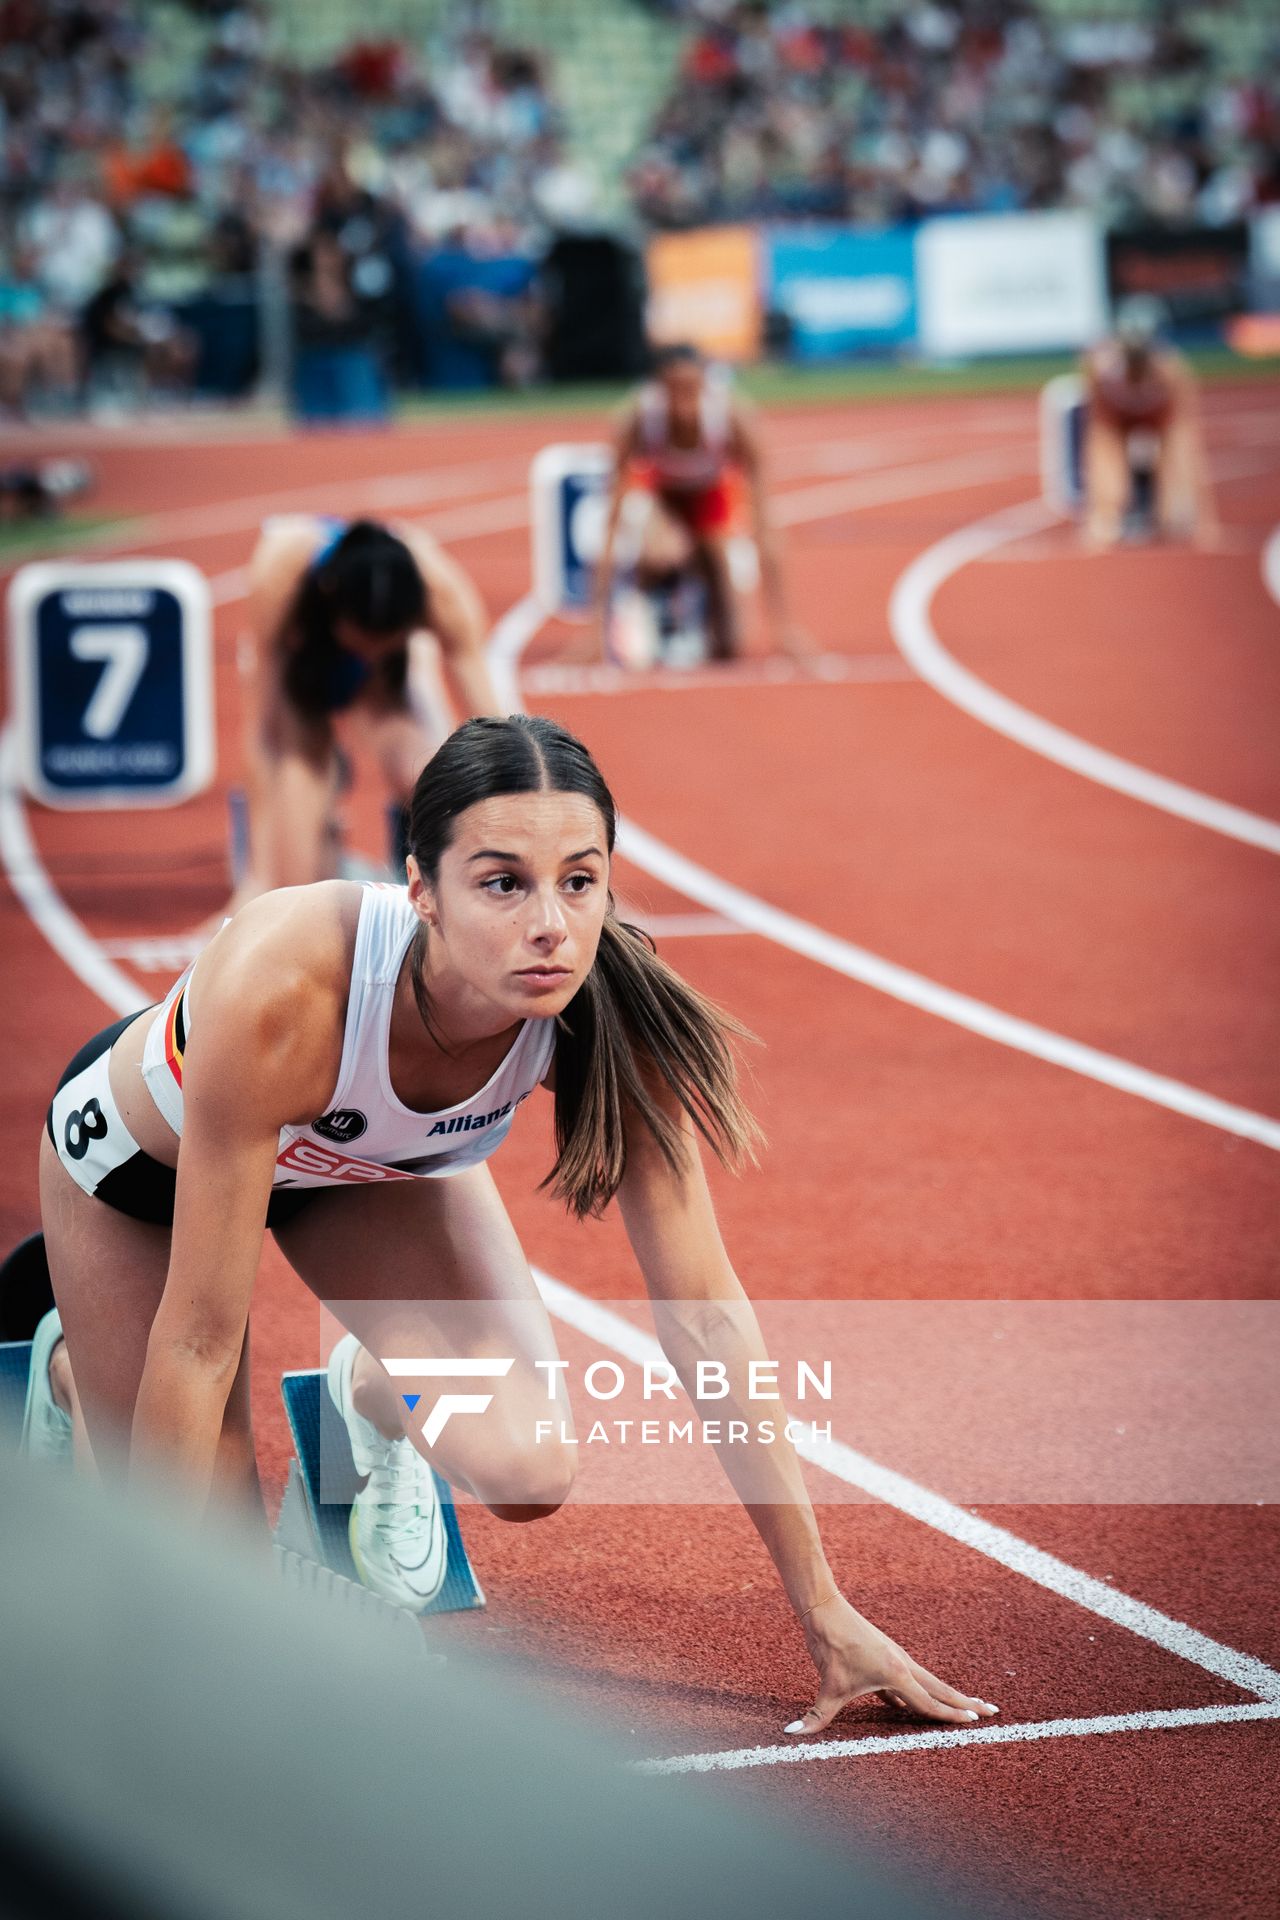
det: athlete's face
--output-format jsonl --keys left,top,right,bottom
{"left": 411, "top": 791, "right": 611, "bottom": 1026}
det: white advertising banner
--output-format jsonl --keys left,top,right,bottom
{"left": 917, "top": 209, "right": 1107, "bottom": 357}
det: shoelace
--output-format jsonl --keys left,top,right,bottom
{"left": 363, "top": 1443, "right": 438, "bottom": 1546}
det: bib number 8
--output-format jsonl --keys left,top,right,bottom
{"left": 64, "top": 1098, "right": 109, "bottom": 1161}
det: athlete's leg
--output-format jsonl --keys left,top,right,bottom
{"left": 273, "top": 1167, "right": 577, "bottom": 1519}
{"left": 1082, "top": 417, "right": 1129, "bottom": 548}
{"left": 352, "top": 705, "right": 443, "bottom": 809}
{"left": 1154, "top": 416, "right": 1201, "bottom": 539}
{"left": 692, "top": 532, "right": 740, "bottom": 659}
{"left": 37, "top": 1128, "right": 262, "bottom": 1514}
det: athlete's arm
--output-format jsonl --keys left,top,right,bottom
{"left": 242, "top": 519, "right": 321, "bottom": 756}
{"left": 616, "top": 1089, "right": 837, "bottom": 1610}
{"left": 130, "top": 887, "right": 351, "bottom": 1508}
{"left": 233, "top": 521, "right": 340, "bottom": 899}
{"left": 616, "top": 1075, "right": 997, "bottom": 1734}
{"left": 730, "top": 402, "right": 808, "bottom": 659}
{"left": 401, "top": 528, "right": 505, "bottom": 719}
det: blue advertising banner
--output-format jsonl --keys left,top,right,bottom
{"left": 767, "top": 228, "right": 917, "bottom": 359}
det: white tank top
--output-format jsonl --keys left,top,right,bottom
{"left": 637, "top": 371, "right": 732, "bottom": 490}
{"left": 140, "top": 883, "right": 556, "bottom": 1191}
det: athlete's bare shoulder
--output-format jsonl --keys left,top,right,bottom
{"left": 248, "top": 516, "right": 327, "bottom": 592}
{"left": 198, "top": 879, "right": 356, "bottom": 999}
{"left": 180, "top": 879, "right": 360, "bottom": 1121}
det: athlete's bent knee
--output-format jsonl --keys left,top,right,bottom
{"left": 477, "top": 1446, "right": 576, "bottom": 1521}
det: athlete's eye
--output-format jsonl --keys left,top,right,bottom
{"left": 564, "top": 871, "right": 597, "bottom": 895}
{"left": 481, "top": 873, "right": 521, "bottom": 895}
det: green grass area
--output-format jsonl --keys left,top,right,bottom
{"left": 0, "top": 514, "right": 125, "bottom": 568}
{"left": 396, "top": 348, "right": 1280, "bottom": 423}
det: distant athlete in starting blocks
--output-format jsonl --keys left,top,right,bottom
{"left": 235, "top": 516, "right": 503, "bottom": 903}
{"left": 1078, "top": 297, "right": 1221, "bottom": 550}
{"left": 593, "top": 343, "right": 808, "bottom": 665}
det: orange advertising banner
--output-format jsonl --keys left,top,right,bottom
{"left": 645, "top": 226, "right": 762, "bottom": 363}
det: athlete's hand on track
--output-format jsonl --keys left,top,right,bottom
{"left": 785, "top": 1593, "right": 999, "bottom": 1736}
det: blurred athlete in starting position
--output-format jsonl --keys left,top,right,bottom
{"left": 237, "top": 516, "right": 503, "bottom": 900}
{"left": 594, "top": 344, "right": 807, "bottom": 663}
{"left": 1080, "top": 296, "right": 1221, "bottom": 550}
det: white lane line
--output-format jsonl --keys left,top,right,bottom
{"left": 521, "top": 654, "right": 913, "bottom": 698}
{"left": 634, "top": 1701, "right": 1280, "bottom": 1776}
{"left": 4, "top": 647, "right": 1279, "bottom": 1733}
{"left": 619, "top": 817, "right": 1280, "bottom": 1152}
{"left": 494, "top": 594, "right": 1280, "bottom": 1152}
{"left": 889, "top": 499, "right": 1280, "bottom": 856}
{"left": 532, "top": 1272, "right": 1280, "bottom": 1705}
{"left": 1263, "top": 524, "right": 1280, "bottom": 609}
{"left": 773, "top": 447, "right": 1032, "bottom": 526}
{"left": 39, "top": 457, "right": 530, "bottom": 555}
{"left": 624, "top": 912, "right": 742, "bottom": 939}
{"left": 0, "top": 731, "right": 147, "bottom": 1015}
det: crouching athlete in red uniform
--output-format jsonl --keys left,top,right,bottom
{"left": 1080, "top": 297, "right": 1221, "bottom": 550}
{"left": 594, "top": 343, "right": 807, "bottom": 663}
{"left": 31, "top": 715, "right": 998, "bottom": 1739}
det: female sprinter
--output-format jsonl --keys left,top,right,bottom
{"left": 33, "top": 715, "right": 999, "bottom": 1739}
{"left": 237, "top": 513, "right": 502, "bottom": 899}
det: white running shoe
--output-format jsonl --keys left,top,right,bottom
{"left": 20, "top": 1307, "right": 73, "bottom": 1467}
{"left": 325, "top": 1333, "right": 448, "bottom": 1611}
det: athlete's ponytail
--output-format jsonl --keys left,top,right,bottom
{"left": 407, "top": 715, "right": 762, "bottom": 1218}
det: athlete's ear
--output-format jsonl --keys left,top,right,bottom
{"left": 405, "top": 855, "right": 438, "bottom": 926}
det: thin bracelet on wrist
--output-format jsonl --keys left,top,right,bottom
{"left": 797, "top": 1591, "right": 841, "bottom": 1625}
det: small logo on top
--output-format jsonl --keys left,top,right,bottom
{"left": 313, "top": 1108, "right": 368, "bottom": 1143}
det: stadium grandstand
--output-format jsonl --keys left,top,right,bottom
{"left": 1, "top": 0, "right": 1277, "bottom": 414}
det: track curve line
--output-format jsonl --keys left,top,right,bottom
{"left": 1262, "top": 523, "right": 1280, "bottom": 611}
{"left": 888, "top": 500, "right": 1280, "bottom": 856}
{"left": 491, "top": 596, "right": 1280, "bottom": 1154}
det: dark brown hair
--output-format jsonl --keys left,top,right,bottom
{"left": 285, "top": 520, "right": 426, "bottom": 717}
{"left": 407, "top": 715, "right": 761, "bottom": 1217}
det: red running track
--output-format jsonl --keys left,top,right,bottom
{"left": 2, "top": 385, "right": 1278, "bottom": 1918}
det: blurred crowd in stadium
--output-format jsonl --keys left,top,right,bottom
{"left": 0, "top": 0, "right": 576, "bottom": 412}
{"left": 630, "top": 1, "right": 1280, "bottom": 230}
{"left": 0, "top": 0, "right": 1277, "bottom": 417}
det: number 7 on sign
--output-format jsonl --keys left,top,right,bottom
{"left": 69, "top": 624, "right": 149, "bottom": 740}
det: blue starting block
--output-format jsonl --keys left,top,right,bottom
{"left": 1040, "top": 373, "right": 1088, "bottom": 517}
{"left": 275, "top": 1368, "right": 485, "bottom": 1617}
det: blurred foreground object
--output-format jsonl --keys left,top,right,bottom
{"left": 0, "top": 1446, "right": 1004, "bottom": 1920}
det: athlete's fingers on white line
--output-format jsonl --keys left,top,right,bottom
{"left": 908, "top": 1660, "right": 998, "bottom": 1714}
{"left": 900, "top": 1674, "right": 987, "bottom": 1724}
